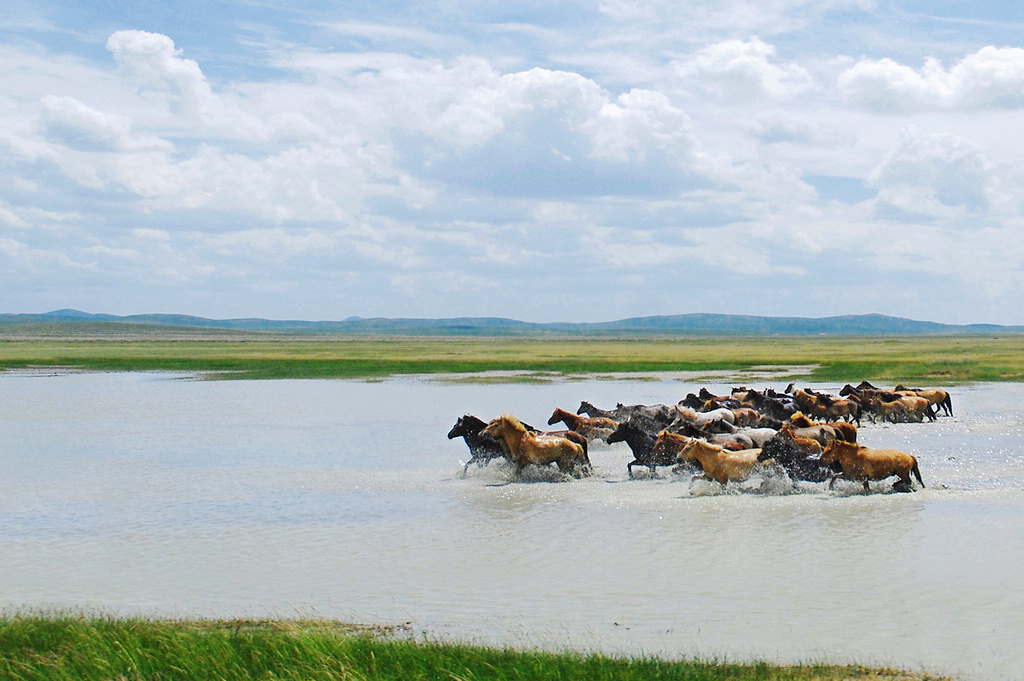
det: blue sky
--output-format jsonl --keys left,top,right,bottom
{"left": 3, "top": 1, "right": 1024, "bottom": 324}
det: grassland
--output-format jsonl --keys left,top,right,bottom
{"left": 1, "top": 333, "right": 1023, "bottom": 382}
{"left": 0, "top": 615, "right": 951, "bottom": 681}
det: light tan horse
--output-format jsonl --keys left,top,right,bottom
{"left": 673, "top": 437, "right": 762, "bottom": 485}
{"left": 821, "top": 439, "right": 924, "bottom": 492}
{"left": 482, "top": 415, "right": 591, "bottom": 478}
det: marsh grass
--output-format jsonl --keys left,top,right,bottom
{"left": 1, "top": 335, "right": 1023, "bottom": 382}
{"left": 0, "top": 615, "right": 951, "bottom": 681}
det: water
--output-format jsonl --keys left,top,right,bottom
{"left": 2, "top": 372, "right": 1023, "bottom": 680}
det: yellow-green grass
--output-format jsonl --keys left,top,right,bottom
{"left": 0, "top": 615, "right": 952, "bottom": 681}
{"left": 1, "top": 335, "right": 1022, "bottom": 382}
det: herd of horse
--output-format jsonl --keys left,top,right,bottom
{"left": 448, "top": 381, "right": 948, "bottom": 493}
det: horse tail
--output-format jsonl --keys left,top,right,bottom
{"left": 912, "top": 458, "right": 924, "bottom": 488}
{"left": 944, "top": 394, "right": 953, "bottom": 417}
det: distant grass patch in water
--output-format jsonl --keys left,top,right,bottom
{"left": 0, "top": 615, "right": 952, "bottom": 681}
{"left": 1, "top": 334, "right": 1022, "bottom": 382}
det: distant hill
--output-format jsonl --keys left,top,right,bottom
{"left": 1, "top": 309, "right": 1020, "bottom": 336}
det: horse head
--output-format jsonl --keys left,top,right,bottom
{"left": 481, "top": 415, "right": 520, "bottom": 440}
{"left": 447, "top": 418, "right": 465, "bottom": 439}
{"left": 547, "top": 407, "right": 573, "bottom": 426}
{"left": 605, "top": 422, "right": 629, "bottom": 445}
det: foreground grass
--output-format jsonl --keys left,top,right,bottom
{"left": 0, "top": 616, "right": 951, "bottom": 681}
{"left": 1, "top": 334, "right": 1023, "bottom": 382}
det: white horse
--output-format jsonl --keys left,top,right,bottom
{"left": 670, "top": 405, "right": 736, "bottom": 432}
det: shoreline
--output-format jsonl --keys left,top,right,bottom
{"left": 2, "top": 334, "right": 1022, "bottom": 382}
{"left": 0, "top": 614, "right": 954, "bottom": 680}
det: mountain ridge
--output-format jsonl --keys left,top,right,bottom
{"left": 1, "top": 309, "right": 1020, "bottom": 336}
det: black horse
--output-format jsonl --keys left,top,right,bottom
{"left": 732, "top": 388, "right": 795, "bottom": 422}
{"left": 758, "top": 427, "right": 834, "bottom": 483}
{"left": 606, "top": 416, "right": 678, "bottom": 477}
{"left": 448, "top": 415, "right": 507, "bottom": 474}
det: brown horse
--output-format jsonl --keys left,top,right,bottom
{"left": 894, "top": 385, "right": 953, "bottom": 417}
{"left": 786, "top": 412, "right": 839, "bottom": 445}
{"left": 789, "top": 412, "right": 857, "bottom": 443}
{"left": 482, "top": 415, "right": 591, "bottom": 479}
{"left": 815, "top": 393, "right": 862, "bottom": 425}
{"left": 861, "top": 391, "right": 936, "bottom": 423}
{"left": 547, "top": 407, "right": 617, "bottom": 443}
{"left": 820, "top": 439, "right": 924, "bottom": 492}
{"left": 784, "top": 384, "right": 828, "bottom": 419}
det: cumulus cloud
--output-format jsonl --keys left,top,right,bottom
{"left": 674, "top": 38, "right": 814, "bottom": 100}
{"left": 839, "top": 46, "right": 1024, "bottom": 112}
{"left": 7, "top": 13, "right": 1024, "bottom": 323}
{"left": 107, "top": 31, "right": 214, "bottom": 115}
{"left": 40, "top": 95, "right": 172, "bottom": 152}
{"left": 585, "top": 88, "right": 695, "bottom": 162}
{"left": 106, "top": 30, "right": 266, "bottom": 137}
{"left": 869, "top": 129, "right": 997, "bottom": 217}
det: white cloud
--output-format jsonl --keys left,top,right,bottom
{"left": 839, "top": 46, "right": 1024, "bottom": 112}
{"left": 747, "top": 110, "right": 849, "bottom": 146}
{"left": 674, "top": 38, "right": 814, "bottom": 101}
{"left": 205, "top": 228, "right": 338, "bottom": 257}
{"left": 585, "top": 89, "right": 695, "bottom": 162}
{"left": 869, "top": 128, "right": 998, "bottom": 216}
{"left": 106, "top": 30, "right": 267, "bottom": 138}
{"left": 40, "top": 95, "right": 172, "bottom": 151}
{"left": 5, "top": 9, "right": 1024, "bottom": 324}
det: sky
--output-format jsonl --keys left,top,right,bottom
{"left": 3, "top": 1, "right": 1024, "bottom": 324}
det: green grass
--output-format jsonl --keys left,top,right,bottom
{"left": 0, "top": 615, "right": 951, "bottom": 681}
{"left": 1, "top": 334, "right": 1023, "bottom": 382}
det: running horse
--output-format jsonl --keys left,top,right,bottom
{"left": 821, "top": 439, "right": 924, "bottom": 492}
{"left": 481, "top": 415, "right": 592, "bottom": 479}
{"left": 606, "top": 416, "right": 677, "bottom": 477}
{"left": 448, "top": 414, "right": 507, "bottom": 474}
{"left": 547, "top": 407, "right": 617, "bottom": 443}
{"left": 668, "top": 436, "right": 762, "bottom": 486}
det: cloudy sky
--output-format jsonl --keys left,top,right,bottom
{"left": 3, "top": 1, "right": 1024, "bottom": 324}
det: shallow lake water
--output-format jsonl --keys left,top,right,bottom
{"left": 2, "top": 372, "right": 1023, "bottom": 680}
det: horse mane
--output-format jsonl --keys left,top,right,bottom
{"left": 498, "top": 414, "right": 528, "bottom": 431}
{"left": 462, "top": 414, "right": 487, "bottom": 428}
{"left": 788, "top": 412, "right": 815, "bottom": 428}
{"left": 824, "top": 438, "right": 858, "bottom": 454}
{"left": 685, "top": 438, "right": 723, "bottom": 453}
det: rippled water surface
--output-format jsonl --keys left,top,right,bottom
{"left": 2, "top": 372, "right": 1023, "bottom": 680}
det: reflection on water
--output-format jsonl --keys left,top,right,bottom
{"left": 2, "top": 373, "right": 1024, "bottom": 680}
